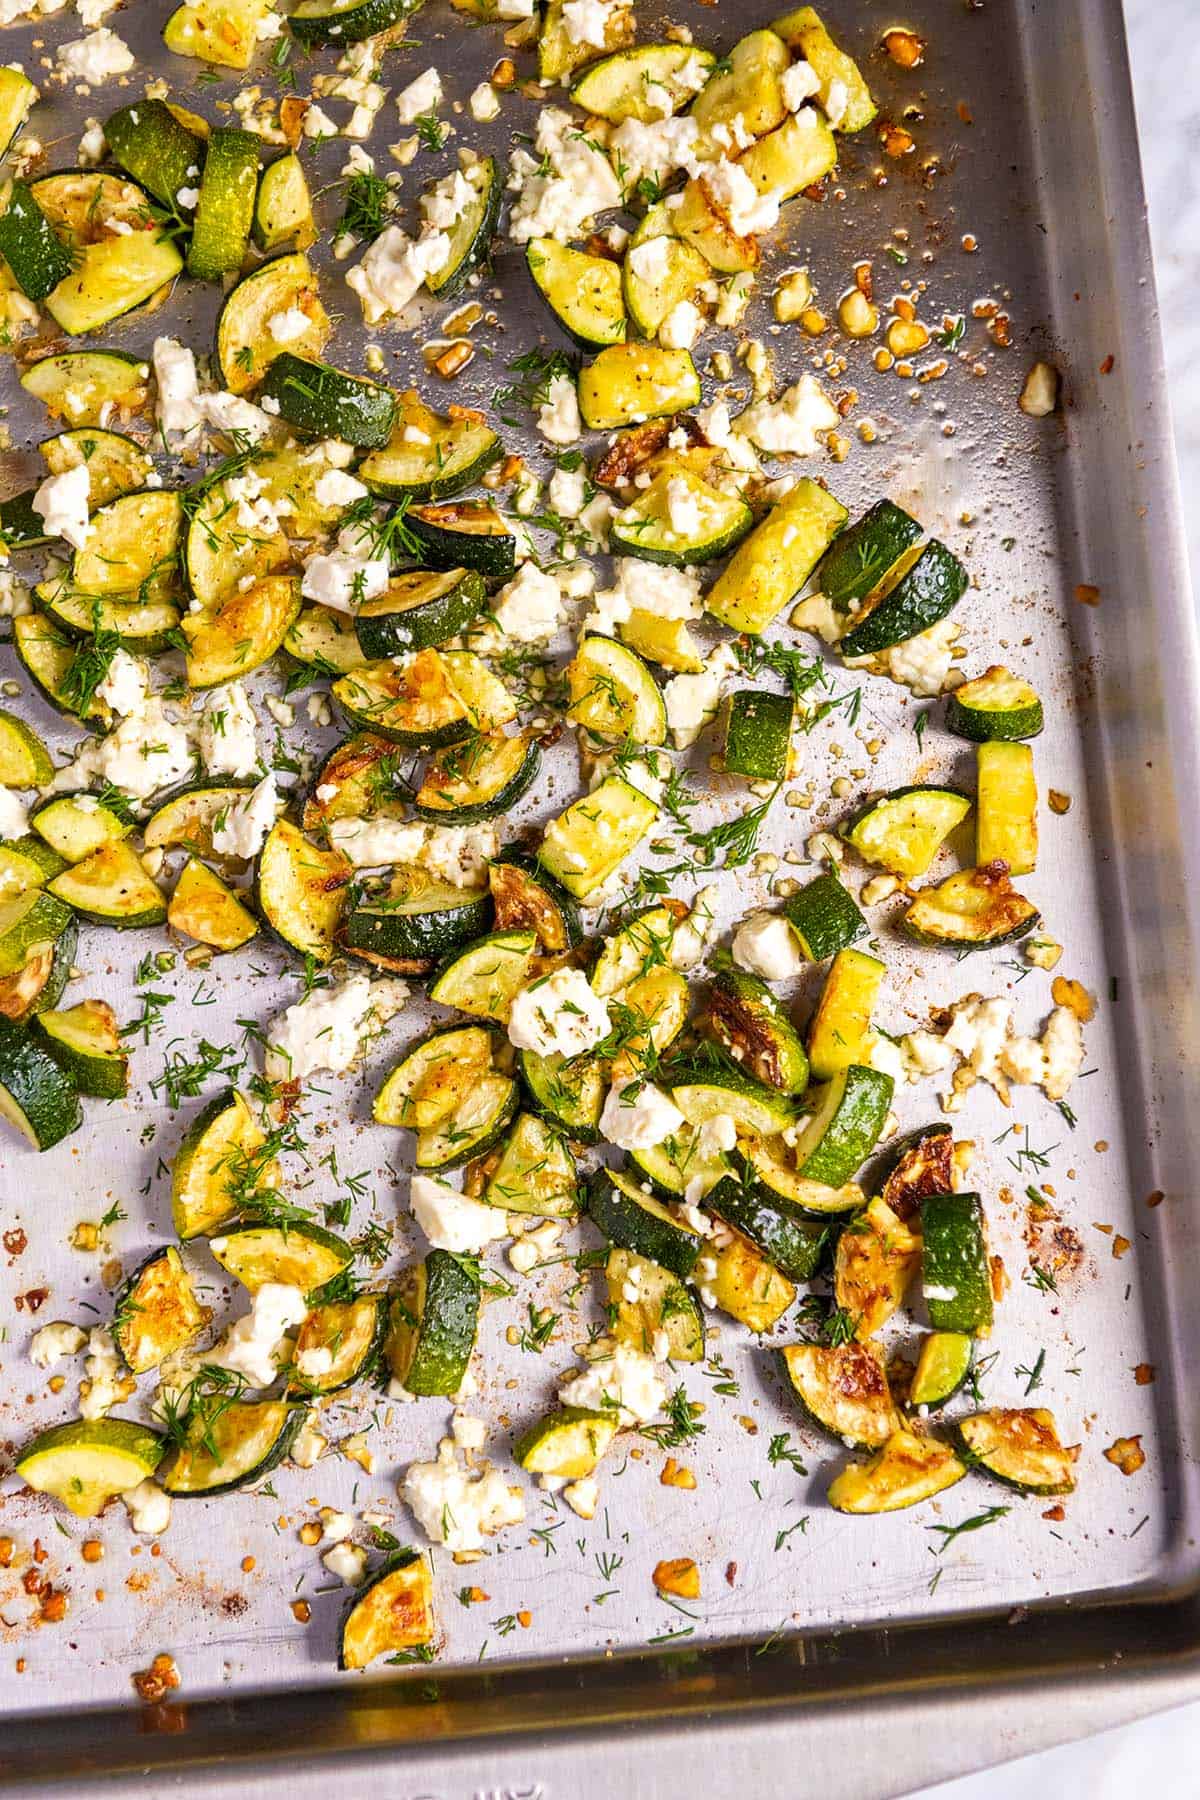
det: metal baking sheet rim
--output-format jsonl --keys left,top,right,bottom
{"left": 5, "top": 0, "right": 1200, "bottom": 1785}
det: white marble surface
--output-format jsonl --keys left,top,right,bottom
{"left": 909, "top": 0, "right": 1200, "bottom": 1790}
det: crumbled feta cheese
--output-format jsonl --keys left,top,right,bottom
{"left": 558, "top": 1343, "right": 666, "bottom": 1425}
{"left": 175, "top": 184, "right": 200, "bottom": 211}
{"left": 469, "top": 81, "right": 500, "bottom": 123}
{"left": 402, "top": 1439, "right": 525, "bottom": 1551}
{"left": 32, "top": 463, "right": 91, "bottom": 550}
{"left": 77, "top": 115, "right": 104, "bottom": 163}
{"left": 292, "top": 1411, "right": 327, "bottom": 1468}
{"left": 736, "top": 373, "right": 838, "bottom": 455}
{"left": 780, "top": 60, "right": 821, "bottom": 110}
{"left": 265, "top": 972, "right": 409, "bottom": 1081}
{"left": 55, "top": 26, "right": 133, "bottom": 86}
{"left": 942, "top": 994, "right": 1012, "bottom": 1090}
{"left": 94, "top": 649, "right": 147, "bottom": 718}
{"left": 0, "top": 786, "right": 29, "bottom": 838}
{"left": 658, "top": 298, "right": 703, "bottom": 349}
{"left": 321, "top": 1509, "right": 355, "bottom": 1544}
{"left": 216, "top": 1282, "right": 308, "bottom": 1388}
{"left": 563, "top": 1475, "right": 599, "bottom": 1519}
{"left": 547, "top": 462, "right": 587, "bottom": 519}
{"left": 508, "top": 1219, "right": 563, "bottom": 1274}
{"left": 0, "top": 570, "right": 31, "bottom": 618}
{"left": 492, "top": 561, "right": 564, "bottom": 642}
{"left": 313, "top": 468, "right": 368, "bottom": 510}
{"left": 346, "top": 224, "right": 449, "bottom": 323}
{"left": 1040, "top": 1004, "right": 1084, "bottom": 1101}
{"left": 452, "top": 1410, "right": 487, "bottom": 1452}
{"left": 585, "top": 557, "right": 703, "bottom": 634}
{"left": 29, "top": 1320, "right": 86, "bottom": 1369}
{"left": 409, "top": 1174, "right": 509, "bottom": 1255}
{"left": 508, "top": 107, "right": 621, "bottom": 245}
{"left": 695, "top": 397, "right": 761, "bottom": 473}
{"left": 301, "top": 523, "right": 390, "bottom": 612}
{"left": 536, "top": 371, "right": 582, "bottom": 446}
{"left": 732, "top": 911, "right": 805, "bottom": 981}
{"left": 80, "top": 1327, "right": 130, "bottom": 1420}
{"left": 395, "top": 67, "right": 442, "bottom": 123}
{"left": 295, "top": 1345, "right": 334, "bottom": 1383}
{"left": 662, "top": 642, "right": 739, "bottom": 748}
{"left": 882, "top": 617, "right": 959, "bottom": 697}
{"left": 303, "top": 102, "right": 337, "bottom": 139}
{"left": 210, "top": 772, "right": 278, "bottom": 860}
{"left": 267, "top": 306, "right": 311, "bottom": 344}
{"left": 599, "top": 1081, "right": 685, "bottom": 1151}
{"left": 202, "top": 389, "right": 275, "bottom": 442}
{"left": 823, "top": 78, "right": 849, "bottom": 128}
{"left": 123, "top": 1479, "right": 172, "bottom": 1535}
{"left": 323, "top": 1542, "right": 367, "bottom": 1585}
{"left": 420, "top": 165, "right": 478, "bottom": 236}
{"left": 562, "top": 0, "right": 614, "bottom": 47}
{"left": 609, "top": 115, "right": 700, "bottom": 192}
{"left": 326, "top": 817, "right": 497, "bottom": 884}
{"left": 670, "top": 885, "right": 720, "bottom": 969}
{"left": 151, "top": 340, "right": 203, "bottom": 436}
{"left": 703, "top": 158, "right": 780, "bottom": 236}
{"left": 199, "top": 682, "right": 259, "bottom": 780}
{"left": 50, "top": 697, "right": 195, "bottom": 802}
{"left": 508, "top": 967, "right": 610, "bottom": 1059}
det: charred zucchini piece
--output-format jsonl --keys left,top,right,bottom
{"left": 903, "top": 863, "right": 1039, "bottom": 951}
{"left": 291, "top": 1294, "right": 386, "bottom": 1395}
{"left": 833, "top": 1196, "right": 920, "bottom": 1339}
{"left": 113, "top": 1246, "right": 209, "bottom": 1374}
{"left": 256, "top": 820, "right": 352, "bottom": 964}
{"left": 878, "top": 1123, "right": 954, "bottom": 1222}
{"left": 385, "top": 1251, "right": 480, "bottom": 1397}
{"left": 779, "top": 1341, "right": 899, "bottom": 1449}
{"left": 161, "top": 1399, "right": 304, "bottom": 1496}
{"left": 605, "top": 1247, "right": 704, "bottom": 1361}
{"left": 704, "top": 968, "right": 808, "bottom": 1094}
{"left": 956, "top": 1408, "right": 1075, "bottom": 1496}
{"left": 707, "top": 1169, "right": 832, "bottom": 1282}
{"left": 339, "top": 1551, "right": 435, "bottom": 1671}
{"left": 171, "top": 1087, "right": 270, "bottom": 1239}
{"left": 827, "top": 1428, "right": 966, "bottom": 1514}
{"left": 489, "top": 850, "right": 582, "bottom": 952}
{"left": 709, "top": 1228, "right": 795, "bottom": 1332}
{"left": 167, "top": 856, "right": 259, "bottom": 951}
{"left": 32, "top": 997, "right": 128, "bottom": 1097}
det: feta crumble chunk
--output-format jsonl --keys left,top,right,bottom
{"left": 402, "top": 1439, "right": 525, "bottom": 1551}
{"left": 409, "top": 1174, "right": 509, "bottom": 1255}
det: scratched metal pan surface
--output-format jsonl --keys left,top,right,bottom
{"left": 1, "top": 0, "right": 1200, "bottom": 1787}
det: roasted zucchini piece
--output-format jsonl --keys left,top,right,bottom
{"left": 258, "top": 352, "right": 397, "bottom": 447}
{"left": 183, "top": 575, "right": 302, "bottom": 689}
{"left": 605, "top": 1247, "right": 705, "bottom": 1361}
{"left": 113, "top": 1246, "right": 209, "bottom": 1374}
{"left": 428, "top": 928, "right": 537, "bottom": 1024}
{"left": 806, "top": 948, "right": 885, "bottom": 1082}
{"left": 162, "top": 1400, "right": 304, "bottom": 1496}
{"left": 488, "top": 849, "right": 581, "bottom": 952}
{"left": 485, "top": 1112, "right": 578, "bottom": 1217}
{"left": 354, "top": 569, "right": 488, "bottom": 659}
{"left": 385, "top": 1251, "right": 480, "bottom": 1397}
{"left": 47, "top": 841, "right": 167, "bottom": 930}
{"left": 357, "top": 391, "right": 500, "bottom": 502}
{"left": 210, "top": 1222, "right": 353, "bottom": 1295}
{"left": 707, "top": 1171, "right": 832, "bottom": 1281}
{"left": 975, "top": 741, "right": 1038, "bottom": 876}
{"left": 344, "top": 875, "right": 492, "bottom": 969}
{"left": 841, "top": 786, "right": 972, "bottom": 880}
{"left": 769, "top": 6, "right": 877, "bottom": 132}
{"left": 722, "top": 689, "right": 793, "bottom": 782}
{"left": 793, "top": 1064, "right": 894, "bottom": 1187}
{"left": 566, "top": 635, "right": 667, "bottom": 746}
{"left": 527, "top": 237, "right": 625, "bottom": 350}
{"left": 610, "top": 468, "right": 752, "bottom": 568}
{"left": 514, "top": 1407, "right": 618, "bottom": 1480}
{"left": 32, "top": 998, "right": 128, "bottom": 1098}
{"left": 586, "top": 1166, "right": 702, "bottom": 1280}
{"left": 215, "top": 252, "right": 330, "bottom": 393}
{"left": 705, "top": 479, "right": 848, "bottom": 636}
{"left": 704, "top": 968, "right": 809, "bottom": 1094}
{"left": 920, "top": 1191, "right": 993, "bottom": 1334}
{"left": 171, "top": 1087, "right": 270, "bottom": 1239}
{"left": 902, "top": 864, "right": 1039, "bottom": 951}
{"left": 571, "top": 43, "right": 715, "bottom": 121}
{"left": 539, "top": 775, "right": 658, "bottom": 899}
{"left": 780, "top": 1342, "right": 899, "bottom": 1449}
{"left": 945, "top": 665, "right": 1044, "bottom": 742}
{"left": 16, "top": 1417, "right": 163, "bottom": 1518}
{"left": 833, "top": 1196, "right": 920, "bottom": 1339}
{"left": 289, "top": 0, "right": 415, "bottom": 46}
{"left": 878, "top": 1123, "right": 954, "bottom": 1223}
{"left": 813, "top": 498, "right": 920, "bottom": 610}
{"left": 168, "top": 855, "right": 259, "bottom": 951}
{"left": 339, "top": 1551, "right": 435, "bottom": 1671}
{"left": 909, "top": 1332, "right": 974, "bottom": 1410}
{"left": 838, "top": 539, "right": 968, "bottom": 659}
{"left": 827, "top": 1428, "right": 966, "bottom": 1514}
{"left": 956, "top": 1408, "right": 1075, "bottom": 1496}
{"left": 291, "top": 1294, "right": 386, "bottom": 1395}
{"left": 709, "top": 1228, "right": 795, "bottom": 1332}
{"left": 519, "top": 1048, "right": 606, "bottom": 1141}
{"left": 407, "top": 502, "right": 516, "bottom": 581}
{"left": 578, "top": 344, "right": 700, "bottom": 430}
{"left": 0, "top": 1014, "right": 81, "bottom": 1150}
{"left": 256, "top": 820, "right": 352, "bottom": 964}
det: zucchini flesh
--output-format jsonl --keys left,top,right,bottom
{"left": 513, "top": 1407, "right": 618, "bottom": 1478}
{"left": 769, "top": 6, "right": 878, "bottom": 132}
{"left": 590, "top": 905, "right": 676, "bottom": 996}
{"left": 168, "top": 855, "right": 259, "bottom": 951}
{"left": 339, "top": 1552, "right": 434, "bottom": 1671}
{"left": 407, "top": 502, "right": 516, "bottom": 581}
{"left": 605, "top": 1247, "right": 704, "bottom": 1361}
{"left": 0, "top": 1014, "right": 81, "bottom": 1150}
{"left": 783, "top": 872, "right": 867, "bottom": 960}
{"left": 566, "top": 636, "right": 667, "bottom": 746}
{"left": 626, "top": 1122, "right": 730, "bottom": 1203}
{"left": 48, "top": 841, "right": 167, "bottom": 930}
{"left": 415, "top": 733, "right": 539, "bottom": 824}
{"left": 706, "top": 480, "right": 849, "bottom": 635}
{"left": 285, "top": 606, "right": 370, "bottom": 676}
{"left": 879, "top": 1124, "right": 954, "bottom": 1223}
{"left": 28, "top": 170, "right": 184, "bottom": 336}
{"left": 0, "top": 181, "right": 74, "bottom": 302}
{"left": 254, "top": 153, "right": 314, "bottom": 251}
{"left": 428, "top": 928, "right": 537, "bottom": 1023}
{"left": 0, "top": 66, "right": 36, "bottom": 163}
{"left": 345, "top": 876, "right": 492, "bottom": 966}
{"left": 538, "top": 0, "right": 634, "bottom": 83}
{"left": 164, "top": 0, "right": 279, "bottom": 68}
{"left": 375, "top": 1023, "right": 500, "bottom": 1128}
{"left": 793, "top": 1063, "right": 893, "bottom": 1187}
{"left": 0, "top": 888, "right": 74, "bottom": 975}
{"left": 291, "top": 1295, "right": 385, "bottom": 1395}
{"left": 32, "top": 997, "right": 128, "bottom": 1097}
{"left": 70, "top": 488, "right": 183, "bottom": 598}
{"left": 827, "top": 1428, "right": 966, "bottom": 1514}
{"left": 171, "top": 1087, "right": 270, "bottom": 1238}
{"left": 622, "top": 211, "right": 707, "bottom": 339}
{"left": 215, "top": 252, "right": 330, "bottom": 394}
{"left": 519, "top": 1047, "right": 605, "bottom": 1140}
{"left": 0, "top": 709, "right": 52, "bottom": 788}
{"left": 113, "top": 1245, "right": 208, "bottom": 1374}
{"left": 670, "top": 1065, "right": 797, "bottom": 1137}
{"left": 903, "top": 864, "right": 1039, "bottom": 950}
{"left": 577, "top": 344, "right": 700, "bottom": 431}
{"left": 415, "top": 1071, "right": 518, "bottom": 1170}
{"left": 779, "top": 1342, "right": 898, "bottom": 1448}
{"left": 256, "top": 820, "right": 351, "bottom": 963}
{"left": 357, "top": 392, "right": 500, "bottom": 502}
{"left": 144, "top": 782, "right": 256, "bottom": 859}
{"left": 40, "top": 428, "right": 153, "bottom": 508}
{"left": 834, "top": 1196, "right": 920, "bottom": 1338}
{"left": 975, "top": 741, "right": 1038, "bottom": 875}
{"left": 738, "top": 109, "right": 837, "bottom": 202}
{"left": 920, "top": 1191, "right": 993, "bottom": 1333}
{"left": 705, "top": 968, "right": 809, "bottom": 1094}
{"left": 485, "top": 1111, "right": 578, "bottom": 1216}
{"left": 334, "top": 649, "right": 515, "bottom": 748}
{"left": 909, "top": 1332, "right": 973, "bottom": 1409}
{"left": 162, "top": 1400, "right": 303, "bottom": 1496}
{"left": 610, "top": 468, "right": 752, "bottom": 568}
{"left": 210, "top": 1222, "right": 353, "bottom": 1294}
{"left": 957, "top": 1408, "right": 1075, "bottom": 1496}
{"left": 572, "top": 43, "right": 716, "bottom": 123}
{"left": 21, "top": 349, "right": 150, "bottom": 426}
{"left": 737, "top": 1137, "right": 865, "bottom": 1216}
{"left": 425, "top": 157, "right": 501, "bottom": 300}
{"left": 539, "top": 775, "right": 658, "bottom": 899}
{"left": 815, "top": 498, "right": 921, "bottom": 609}
{"left": 527, "top": 237, "right": 626, "bottom": 349}
{"left": 690, "top": 28, "right": 788, "bottom": 143}
{"left": 806, "top": 948, "right": 885, "bottom": 1082}
{"left": 16, "top": 1418, "right": 163, "bottom": 1518}
{"left": 841, "top": 786, "right": 972, "bottom": 880}
{"left": 385, "top": 1251, "right": 480, "bottom": 1397}
{"left": 184, "top": 575, "right": 302, "bottom": 689}
{"left": 289, "top": 0, "right": 415, "bottom": 47}
{"left": 945, "top": 665, "right": 1043, "bottom": 742}
{"left": 710, "top": 1228, "right": 795, "bottom": 1331}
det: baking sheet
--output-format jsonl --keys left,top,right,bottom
{"left": 2, "top": 0, "right": 1200, "bottom": 1777}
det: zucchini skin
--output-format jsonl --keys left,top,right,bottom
{"left": 257, "top": 353, "right": 397, "bottom": 448}
{"left": 920, "top": 1191, "right": 993, "bottom": 1333}
{"left": 0, "top": 181, "right": 73, "bottom": 302}
{"left": 815, "top": 498, "right": 921, "bottom": 609}
{"left": 838, "top": 538, "right": 968, "bottom": 659}
{"left": 343, "top": 890, "right": 493, "bottom": 964}
{"left": 188, "top": 128, "right": 260, "bottom": 282}
{"left": 162, "top": 1402, "right": 306, "bottom": 1497}
{"left": 0, "top": 1014, "right": 81, "bottom": 1149}
{"left": 104, "top": 100, "right": 204, "bottom": 209}
{"left": 707, "top": 1172, "right": 832, "bottom": 1281}
{"left": 289, "top": 0, "right": 414, "bottom": 47}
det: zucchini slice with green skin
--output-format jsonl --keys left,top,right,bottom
{"left": 290, "top": 1294, "right": 386, "bottom": 1395}
{"left": 113, "top": 1246, "right": 209, "bottom": 1374}
{"left": 707, "top": 479, "right": 849, "bottom": 635}
{"left": 0, "top": 840, "right": 56, "bottom": 899}
{"left": 902, "top": 863, "right": 1039, "bottom": 951}
{"left": 827, "top": 1428, "right": 966, "bottom": 1514}
{"left": 408, "top": 502, "right": 516, "bottom": 580}
{"left": 626, "top": 1123, "right": 730, "bottom": 1204}
{"left": 707, "top": 1171, "right": 832, "bottom": 1280}
{"left": 0, "top": 66, "right": 37, "bottom": 165}
{"left": 572, "top": 43, "right": 716, "bottom": 122}
{"left": 15, "top": 1417, "right": 163, "bottom": 1518}
{"left": 578, "top": 344, "right": 700, "bottom": 431}
{"left": 164, "top": 0, "right": 279, "bottom": 68}
{"left": 187, "top": 128, "right": 259, "bottom": 282}
{"left": 0, "top": 709, "right": 52, "bottom": 788}
{"left": 513, "top": 1408, "right": 618, "bottom": 1478}
{"left": 28, "top": 170, "right": 184, "bottom": 337}
{"left": 5, "top": 836, "right": 66, "bottom": 881}
{"left": 339, "top": 1552, "right": 435, "bottom": 1672}
{"left": 171, "top": 1087, "right": 270, "bottom": 1239}
{"left": 539, "top": 774, "right": 659, "bottom": 900}
{"left": 519, "top": 1048, "right": 605, "bottom": 1141}
{"left": 357, "top": 393, "right": 500, "bottom": 503}
{"left": 611, "top": 468, "right": 752, "bottom": 568}
{"left": 284, "top": 606, "right": 370, "bottom": 678}
{"left": 806, "top": 947, "right": 885, "bottom": 1082}
{"left": 841, "top": 785, "right": 972, "bottom": 880}
{"left": 345, "top": 879, "right": 492, "bottom": 967}
{"left": 769, "top": 5, "right": 878, "bottom": 132}
{"left": 354, "top": 569, "right": 488, "bottom": 660}
{"left": 103, "top": 100, "right": 204, "bottom": 210}
{"left": 710, "top": 1229, "right": 795, "bottom": 1331}
{"left": 0, "top": 1015, "right": 81, "bottom": 1149}
{"left": 878, "top": 1122, "right": 954, "bottom": 1223}
{"left": 813, "top": 498, "right": 920, "bottom": 610}
{"left": 670, "top": 1064, "right": 797, "bottom": 1137}
{"left": 184, "top": 575, "right": 302, "bottom": 690}
{"left": 162, "top": 1400, "right": 305, "bottom": 1497}
{"left": 591, "top": 902, "right": 688, "bottom": 1003}
{"left": 690, "top": 28, "right": 788, "bottom": 143}
{"left": 428, "top": 928, "right": 537, "bottom": 1024}
{"left": 168, "top": 855, "right": 259, "bottom": 952}
{"left": 538, "top": 0, "right": 635, "bottom": 83}
{"left": 0, "top": 181, "right": 74, "bottom": 302}
{"left": 0, "top": 888, "right": 74, "bottom": 976}
{"left": 945, "top": 665, "right": 1044, "bottom": 742}
{"left": 566, "top": 636, "right": 667, "bottom": 746}
{"left": 956, "top": 1408, "right": 1075, "bottom": 1496}
{"left": 211, "top": 1222, "right": 353, "bottom": 1295}
{"left": 722, "top": 689, "right": 793, "bottom": 781}
{"left": 69, "top": 487, "right": 182, "bottom": 600}
{"left": 738, "top": 1137, "right": 865, "bottom": 1216}
{"left": 416, "top": 1071, "right": 518, "bottom": 1171}
{"left": 782, "top": 872, "right": 867, "bottom": 961}
{"left": 40, "top": 428, "right": 153, "bottom": 508}
{"left": 289, "top": 0, "right": 414, "bottom": 47}
{"left": 48, "top": 842, "right": 167, "bottom": 930}
{"left": 425, "top": 157, "right": 501, "bottom": 300}
{"left": 334, "top": 648, "right": 516, "bottom": 748}
{"left": 585, "top": 1166, "right": 701, "bottom": 1279}
{"left": 668, "top": 173, "right": 759, "bottom": 275}
{"left": 385, "top": 1251, "right": 480, "bottom": 1397}
{"left": 374, "top": 1022, "right": 501, "bottom": 1128}
{"left": 794, "top": 1063, "right": 892, "bottom": 1187}
{"left": 779, "top": 1342, "right": 899, "bottom": 1449}
{"left": 257, "top": 353, "right": 397, "bottom": 448}
{"left": 839, "top": 539, "right": 969, "bottom": 659}
{"left": 976, "top": 741, "right": 1038, "bottom": 876}
{"left": 415, "top": 733, "right": 540, "bottom": 825}
{"left": 303, "top": 732, "right": 406, "bottom": 830}
{"left": 834, "top": 1196, "right": 920, "bottom": 1338}
{"left": 485, "top": 1111, "right": 578, "bottom": 1217}
{"left": 0, "top": 489, "right": 51, "bottom": 552}
{"left": 144, "top": 781, "right": 256, "bottom": 859}
{"left": 704, "top": 969, "right": 809, "bottom": 1094}
{"left": 490, "top": 851, "right": 581, "bottom": 951}
{"left": 606, "top": 1247, "right": 705, "bottom": 1360}
{"left": 256, "top": 820, "right": 352, "bottom": 964}
{"left": 920, "top": 1191, "right": 993, "bottom": 1333}
{"left": 0, "top": 932, "right": 71, "bottom": 1025}
{"left": 253, "top": 153, "right": 314, "bottom": 252}
{"left": 21, "top": 347, "right": 149, "bottom": 426}
{"left": 738, "top": 108, "right": 837, "bottom": 203}
{"left": 34, "top": 581, "right": 182, "bottom": 655}
{"left": 622, "top": 208, "right": 708, "bottom": 339}
{"left": 33, "top": 998, "right": 128, "bottom": 1098}
{"left": 32, "top": 795, "right": 130, "bottom": 864}
{"left": 215, "top": 252, "right": 330, "bottom": 394}
{"left": 527, "top": 238, "right": 626, "bottom": 350}
{"left": 909, "top": 1332, "right": 973, "bottom": 1410}
{"left": 15, "top": 623, "right": 97, "bottom": 716}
